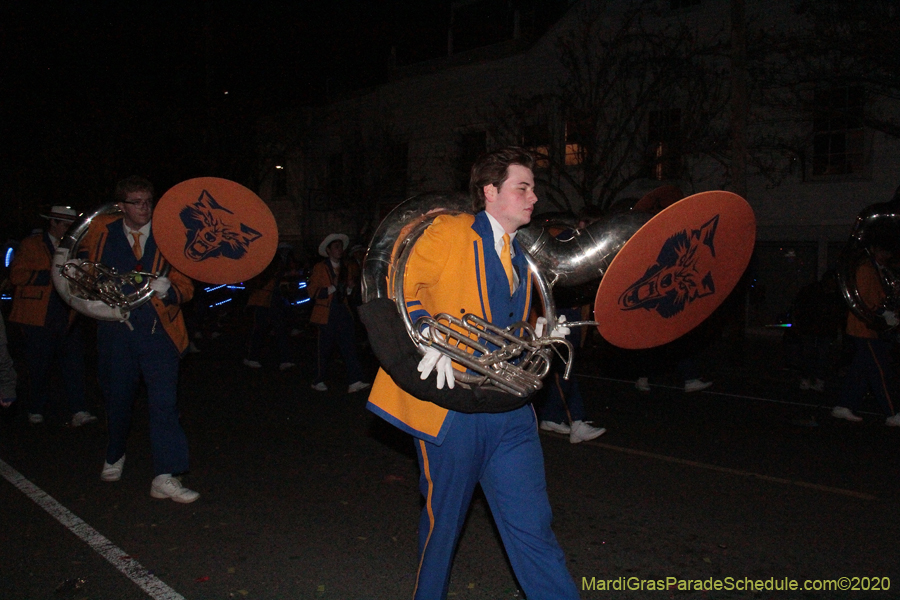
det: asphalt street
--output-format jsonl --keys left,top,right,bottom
{"left": 2, "top": 321, "right": 900, "bottom": 600}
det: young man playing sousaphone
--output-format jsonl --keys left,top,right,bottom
{"left": 365, "top": 147, "right": 581, "bottom": 599}
{"left": 832, "top": 222, "right": 900, "bottom": 426}
{"left": 78, "top": 175, "right": 199, "bottom": 503}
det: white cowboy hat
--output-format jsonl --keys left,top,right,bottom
{"left": 318, "top": 233, "right": 350, "bottom": 257}
{"left": 39, "top": 205, "right": 79, "bottom": 221}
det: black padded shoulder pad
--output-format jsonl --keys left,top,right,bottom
{"left": 358, "top": 298, "right": 532, "bottom": 414}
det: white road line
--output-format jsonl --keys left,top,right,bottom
{"left": 0, "top": 458, "right": 186, "bottom": 600}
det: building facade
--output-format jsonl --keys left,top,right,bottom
{"left": 258, "top": 0, "right": 900, "bottom": 328}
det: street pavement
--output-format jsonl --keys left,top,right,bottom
{"left": 2, "top": 322, "right": 900, "bottom": 600}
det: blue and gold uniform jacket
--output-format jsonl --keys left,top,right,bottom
{"left": 80, "top": 215, "right": 194, "bottom": 354}
{"left": 366, "top": 211, "right": 533, "bottom": 444}
{"left": 9, "top": 232, "right": 72, "bottom": 327}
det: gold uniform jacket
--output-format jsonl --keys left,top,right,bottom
{"left": 9, "top": 233, "right": 69, "bottom": 327}
{"left": 366, "top": 211, "right": 533, "bottom": 444}
{"left": 308, "top": 259, "right": 359, "bottom": 325}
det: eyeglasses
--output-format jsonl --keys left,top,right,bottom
{"left": 121, "top": 199, "right": 153, "bottom": 208}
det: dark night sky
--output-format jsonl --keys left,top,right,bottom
{"left": 1, "top": 1, "right": 450, "bottom": 227}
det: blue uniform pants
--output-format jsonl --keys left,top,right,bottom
{"left": 20, "top": 321, "right": 86, "bottom": 416}
{"left": 98, "top": 318, "right": 189, "bottom": 476}
{"left": 540, "top": 372, "right": 586, "bottom": 424}
{"left": 314, "top": 303, "right": 364, "bottom": 385}
{"left": 413, "top": 405, "right": 579, "bottom": 600}
{"left": 840, "top": 336, "right": 897, "bottom": 416}
{"left": 539, "top": 306, "right": 586, "bottom": 424}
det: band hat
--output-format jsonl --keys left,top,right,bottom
{"left": 40, "top": 205, "right": 79, "bottom": 221}
{"left": 318, "top": 233, "right": 350, "bottom": 257}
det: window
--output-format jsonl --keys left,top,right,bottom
{"left": 647, "top": 108, "right": 682, "bottom": 180}
{"left": 811, "top": 87, "right": 865, "bottom": 177}
{"left": 565, "top": 117, "right": 591, "bottom": 166}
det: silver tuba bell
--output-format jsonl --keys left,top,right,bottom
{"left": 837, "top": 194, "right": 900, "bottom": 329}
{"left": 52, "top": 203, "right": 169, "bottom": 322}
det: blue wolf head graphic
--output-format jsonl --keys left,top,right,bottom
{"left": 180, "top": 190, "right": 263, "bottom": 262}
{"left": 617, "top": 215, "right": 719, "bottom": 318}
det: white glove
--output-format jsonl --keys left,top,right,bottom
{"left": 417, "top": 347, "right": 456, "bottom": 389}
{"left": 149, "top": 276, "right": 171, "bottom": 296}
{"left": 327, "top": 285, "right": 337, "bottom": 295}
{"left": 416, "top": 327, "right": 455, "bottom": 389}
{"left": 884, "top": 311, "right": 899, "bottom": 327}
{"left": 346, "top": 286, "right": 353, "bottom": 296}
{"left": 535, "top": 314, "right": 570, "bottom": 338}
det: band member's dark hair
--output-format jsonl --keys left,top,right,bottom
{"left": 469, "top": 147, "right": 535, "bottom": 212}
{"left": 114, "top": 175, "right": 155, "bottom": 203}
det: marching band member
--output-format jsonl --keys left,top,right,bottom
{"left": 79, "top": 176, "right": 199, "bottom": 503}
{"left": 308, "top": 232, "right": 370, "bottom": 394}
{"left": 833, "top": 234, "right": 900, "bottom": 425}
{"left": 366, "top": 148, "right": 580, "bottom": 600}
{"left": 9, "top": 205, "right": 95, "bottom": 426}
{"left": 242, "top": 244, "right": 296, "bottom": 371}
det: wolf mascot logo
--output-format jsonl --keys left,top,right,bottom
{"left": 618, "top": 215, "right": 718, "bottom": 318}
{"left": 180, "top": 190, "right": 263, "bottom": 262}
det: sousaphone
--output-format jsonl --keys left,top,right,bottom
{"left": 359, "top": 188, "right": 756, "bottom": 412}
{"left": 52, "top": 177, "right": 279, "bottom": 321}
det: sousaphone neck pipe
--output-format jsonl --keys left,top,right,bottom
{"left": 516, "top": 211, "right": 651, "bottom": 288}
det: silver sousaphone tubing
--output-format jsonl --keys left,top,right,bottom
{"left": 837, "top": 197, "right": 900, "bottom": 329}
{"left": 51, "top": 203, "right": 170, "bottom": 322}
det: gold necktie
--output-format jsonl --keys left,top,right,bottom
{"left": 501, "top": 233, "right": 514, "bottom": 294}
{"left": 131, "top": 232, "right": 142, "bottom": 260}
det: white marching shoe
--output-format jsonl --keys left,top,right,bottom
{"left": 101, "top": 456, "right": 125, "bottom": 482}
{"left": 569, "top": 420, "right": 606, "bottom": 444}
{"left": 150, "top": 474, "right": 200, "bottom": 503}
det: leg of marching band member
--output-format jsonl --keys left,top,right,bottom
{"left": 313, "top": 320, "right": 337, "bottom": 389}
{"left": 331, "top": 304, "right": 366, "bottom": 387}
{"left": 98, "top": 324, "right": 140, "bottom": 466}
{"left": 60, "top": 320, "right": 89, "bottom": 417}
{"left": 413, "top": 427, "right": 482, "bottom": 600}
{"left": 245, "top": 306, "right": 271, "bottom": 366}
{"left": 139, "top": 331, "right": 189, "bottom": 477}
{"left": 480, "top": 406, "right": 580, "bottom": 600}
{"left": 20, "top": 324, "right": 54, "bottom": 420}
